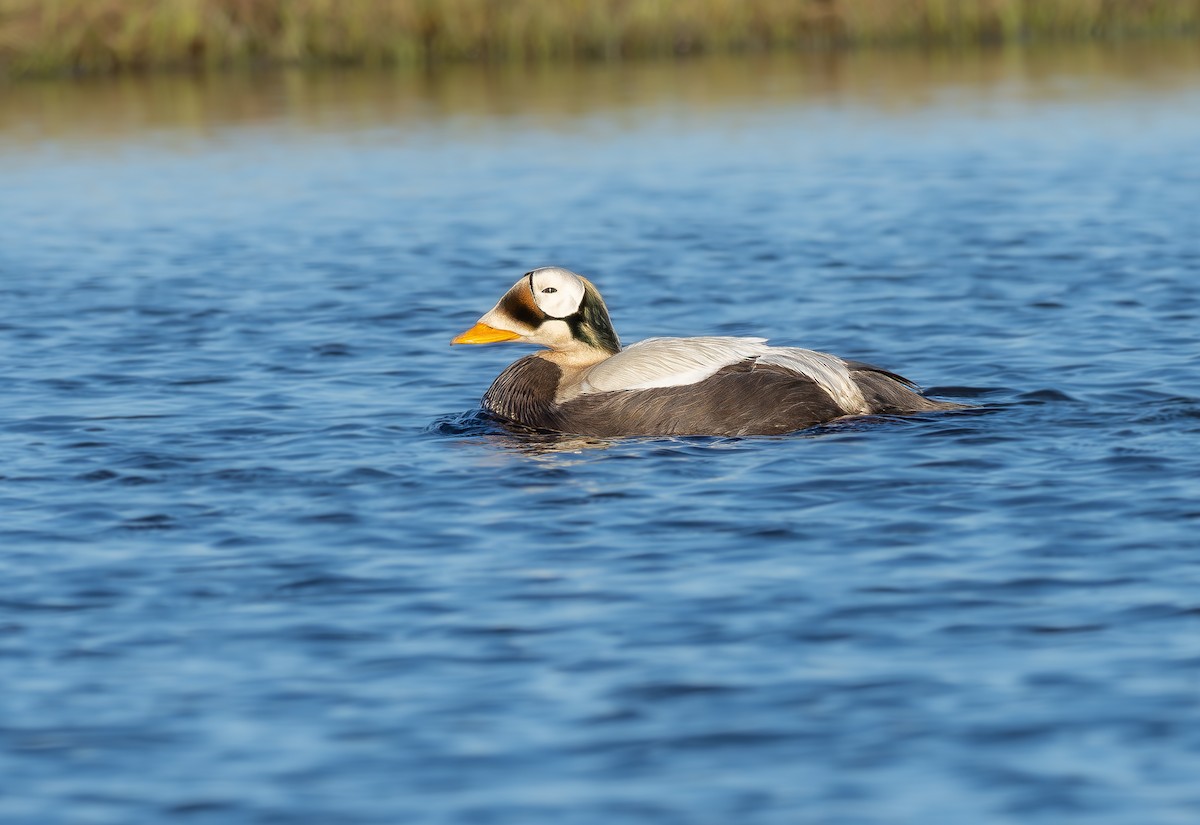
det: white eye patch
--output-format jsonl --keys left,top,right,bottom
{"left": 530, "top": 268, "right": 586, "bottom": 318}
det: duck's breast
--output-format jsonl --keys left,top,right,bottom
{"left": 482, "top": 354, "right": 564, "bottom": 430}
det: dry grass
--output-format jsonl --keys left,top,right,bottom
{"left": 1, "top": 0, "right": 1197, "bottom": 77}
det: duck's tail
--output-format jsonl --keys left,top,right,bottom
{"left": 845, "top": 361, "right": 971, "bottom": 415}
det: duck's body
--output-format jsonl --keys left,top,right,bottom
{"left": 453, "top": 268, "right": 961, "bottom": 437}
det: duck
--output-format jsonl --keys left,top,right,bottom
{"left": 452, "top": 267, "right": 962, "bottom": 437}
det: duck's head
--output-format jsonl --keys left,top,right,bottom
{"left": 452, "top": 267, "right": 621, "bottom": 356}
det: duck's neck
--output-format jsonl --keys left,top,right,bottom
{"left": 538, "top": 345, "right": 616, "bottom": 372}
{"left": 538, "top": 344, "right": 616, "bottom": 405}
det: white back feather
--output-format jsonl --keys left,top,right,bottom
{"left": 581, "top": 337, "right": 766, "bottom": 393}
{"left": 576, "top": 336, "right": 868, "bottom": 414}
{"left": 757, "top": 348, "right": 867, "bottom": 414}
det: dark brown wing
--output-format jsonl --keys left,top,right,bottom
{"left": 556, "top": 360, "right": 843, "bottom": 437}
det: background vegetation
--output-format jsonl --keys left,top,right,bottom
{"left": 2, "top": 0, "right": 1198, "bottom": 77}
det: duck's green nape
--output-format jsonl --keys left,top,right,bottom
{"left": 573, "top": 281, "right": 621, "bottom": 355}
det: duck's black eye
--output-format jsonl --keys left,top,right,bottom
{"left": 541, "top": 287, "right": 557, "bottom": 294}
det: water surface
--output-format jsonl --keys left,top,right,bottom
{"left": 2, "top": 43, "right": 1200, "bottom": 824}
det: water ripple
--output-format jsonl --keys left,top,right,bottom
{"left": 2, "top": 53, "right": 1200, "bottom": 825}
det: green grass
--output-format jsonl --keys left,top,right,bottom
{"left": 2, "top": 0, "right": 1198, "bottom": 78}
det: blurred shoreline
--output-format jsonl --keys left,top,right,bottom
{"left": 4, "top": 39, "right": 1198, "bottom": 155}
{"left": 2, "top": 0, "right": 1198, "bottom": 80}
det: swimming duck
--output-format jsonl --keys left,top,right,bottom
{"left": 452, "top": 267, "right": 960, "bottom": 437}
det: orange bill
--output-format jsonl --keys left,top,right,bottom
{"left": 451, "top": 322, "right": 522, "bottom": 345}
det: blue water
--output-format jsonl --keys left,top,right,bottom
{"left": 2, "top": 48, "right": 1200, "bottom": 823}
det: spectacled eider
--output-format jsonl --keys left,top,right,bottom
{"left": 452, "top": 267, "right": 961, "bottom": 437}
